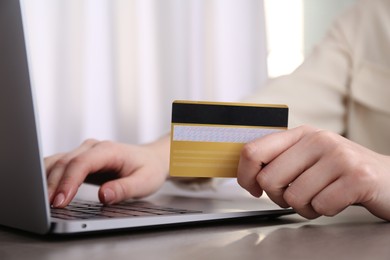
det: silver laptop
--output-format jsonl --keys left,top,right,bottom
{"left": 0, "top": 0, "right": 294, "bottom": 235}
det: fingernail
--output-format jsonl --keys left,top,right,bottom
{"left": 103, "top": 188, "right": 115, "bottom": 204}
{"left": 53, "top": 193, "right": 65, "bottom": 208}
{"left": 251, "top": 190, "right": 263, "bottom": 198}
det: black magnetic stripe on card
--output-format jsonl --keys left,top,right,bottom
{"left": 171, "top": 102, "right": 288, "bottom": 127}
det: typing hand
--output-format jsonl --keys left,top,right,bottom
{"left": 45, "top": 136, "right": 170, "bottom": 208}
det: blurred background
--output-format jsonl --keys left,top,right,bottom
{"left": 21, "top": 0, "right": 356, "bottom": 156}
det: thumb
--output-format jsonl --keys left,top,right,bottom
{"left": 98, "top": 169, "right": 164, "bottom": 204}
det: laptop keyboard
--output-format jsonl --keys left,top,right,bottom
{"left": 51, "top": 199, "right": 202, "bottom": 220}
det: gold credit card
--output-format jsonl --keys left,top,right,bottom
{"left": 169, "top": 100, "right": 289, "bottom": 178}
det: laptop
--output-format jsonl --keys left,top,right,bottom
{"left": 0, "top": 0, "right": 294, "bottom": 235}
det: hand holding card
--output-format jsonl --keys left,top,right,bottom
{"left": 169, "top": 100, "right": 289, "bottom": 178}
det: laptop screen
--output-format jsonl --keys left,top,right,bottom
{"left": 0, "top": 0, "right": 51, "bottom": 234}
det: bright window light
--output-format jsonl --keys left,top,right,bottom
{"left": 264, "top": 0, "right": 304, "bottom": 78}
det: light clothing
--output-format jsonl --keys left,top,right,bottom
{"left": 173, "top": 0, "right": 390, "bottom": 190}
{"left": 245, "top": 0, "right": 390, "bottom": 154}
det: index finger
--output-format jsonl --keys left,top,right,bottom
{"left": 237, "top": 125, "right": 314, "bottom": 198}
{"left": 52, "top": 141, "right": 128, "bottom": 208}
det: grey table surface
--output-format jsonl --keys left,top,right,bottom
{"left": 0, "top": 183, "right": 388, "bottom": 260}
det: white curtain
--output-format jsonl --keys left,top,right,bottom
{"left": 22, "top": 0, "right": 268, "bottom": 156}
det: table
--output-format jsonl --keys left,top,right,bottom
{"left": 0, "top": 183, "right": 388, "bottom": 260}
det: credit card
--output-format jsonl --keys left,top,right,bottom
{"left": 169, "top": 100, "right": 288, "bottom": 178}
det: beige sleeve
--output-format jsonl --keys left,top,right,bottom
{"left": 244, "top": 1, "right": 362, "bottom": 135}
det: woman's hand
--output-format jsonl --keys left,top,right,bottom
{"left": 237, "top": 125, "right": 390, "bottom": 221}
{"left": 45, "top": 135, "right": 170, "bottom": 208}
